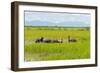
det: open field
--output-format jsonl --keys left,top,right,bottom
{"left": 24, "top": 26, "right": 90, "bottom": 61}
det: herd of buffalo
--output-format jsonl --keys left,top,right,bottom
{"left": 35, "top": 36, "right": 77, "bottom": 43}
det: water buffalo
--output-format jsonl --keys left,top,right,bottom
{"left": 51, "top": 39, "right": 63, "bottom": 43}
{"left": 43, "top": 39, "right": 52, "bottom": 43}
{"left": 68, "top": 36, "right": 77, "bottom": 42}
{"left": 35, "top": 37, "right": 63, "bottom": 43}
{"left": 43, "top": 39, "right": 63, "bottom": 43}
{"left": 35, "top": 37, "right": 44, "bottom": 43}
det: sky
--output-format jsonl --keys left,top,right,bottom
{"left": 24, "top": 11, "right": 91, "bottom": 27}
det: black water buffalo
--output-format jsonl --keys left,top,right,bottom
{"left": 35, "top": 37, "right": 44, "bottom": 43}
{"left": 35, "top": 37, "right": 63, "bottom": 43}
{"left": 43, "top": 39, "right": 52, "bottom": 43}
{"left": 68, "top": 36, "right": 77, "bottom": 42}
{"left": 42, "top": 39, "right": 63, "bottom": 43}
{"left": 53, "top": 39, "right": 63, "bottom": 43}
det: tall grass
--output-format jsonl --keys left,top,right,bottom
{"left": 24, "top": 26, "right": 90, "bottom": 61}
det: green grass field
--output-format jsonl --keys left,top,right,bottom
{"left": 24, "top": 26, "right": 90, "bottom": 61}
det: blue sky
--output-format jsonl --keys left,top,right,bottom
{"left": 24, "top": 11, "right": 91, "bottom": 27}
